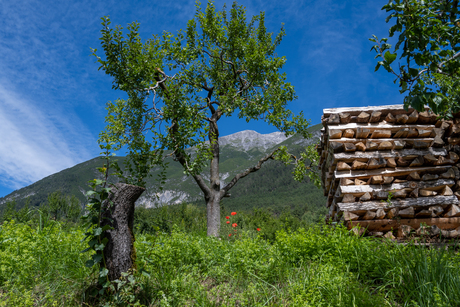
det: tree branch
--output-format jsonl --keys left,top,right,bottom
{"left": 220, "top": 148, "right": 280, "bottom": 196}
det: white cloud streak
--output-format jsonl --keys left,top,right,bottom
{"left": 0, "top": 82, "right": 94, "bottom": 189}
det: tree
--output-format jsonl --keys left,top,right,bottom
{"left": 92, "top": 1, "right": 316, "bottom": 237}
{"left": 371, "top": 0, "right": 460, "bottom": 117}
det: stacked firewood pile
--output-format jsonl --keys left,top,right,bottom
{"left": 318, "top": 104, "right": 460, "bottom": 239}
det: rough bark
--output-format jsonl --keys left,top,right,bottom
{"left": 101, "top": 183, "right": 145, "bottom": 281}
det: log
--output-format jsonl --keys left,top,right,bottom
{"left": 429, "top": 206, "right": 444, "bottom": 217}
{"left": 329, "top": 142, "right": 344, "bottom": 153}
{"left": 407, "top": 172, "right": 420, "bottom": 181}
{"left": 362, "top": 210, "right": 376, "bottom": 220}
{"left": 347, "top": 217, "right": 460, "bottom": 232}
{"left": 344, "top": 143, "right": 357, "bottom": 152}
{"left": 335, "top": 165, "right": 451, "bottom": 180}
{"left": 356, "top": 127, "right": 370, "bottom": 138}
{"left": 396, "top": 114, "right": 409, "bottom": 124}
{"left": 342, "top": 194, "right": 356, "bottom": 203}
{"left": 370, "top": 111, "right": 382, "bottom": 123}
{"left": 360, "top": 192, "right": 372, "bottom": 202}
{"left": 394, "top": 128, "right": 410, "bottom": 138}
{"left": 323, "top": 105, "right": 428, "bottom": 117}
{"left": 449, "top": 151, "right": 459, "bottom": 162}
{"left": 410, "top": 188, "right": 419, "bottom": 198}
{"left": 441, "top": 185, "right": 453, "bottom": 196}
{"left": 337, "top": 162, "right": 351, "bottom": 171}
{"left": 399, "top": 207, "right": 415, "bottom": 218}
{"left": 416, "top": 210, "right": 432, "bottom": 218}
{"left": 387, "top": 158, "right": 397, "bottom": 168}
{"left": 332, "top": 148, "right": 446, "bottom": 164}
{"left": 433, "top": 135, "right": 445, "bottom": 147}
{"left": 337, "top": 195, "right": 458, "bottom": 213}
{"left": 374, "top": 191, "right": 389, "bottom": 200}
{"left": 375, "top": 208, "right": 386, "bottom": 219}
{"left": 369, "top": 231, "right": 384, "bottom": 237}
{"left": 355, "top": 142, "right": 366, "bottom": 151}
{"left": 387, "top": 208, "right": 398, "bottom": 219}
{"left": 420, "top": 189, "right": 437, "bottom": 197}
{"left": 392, "top": 189, "right": 407, "bottom": 198}
{"left": 383, "top": 176, "right": 394, "bottom": 184}
{"left": 101, "top": 183, "right": 146, "bottom": 281}
{"left": 371, "top": 129, "right": 392, "bottom": 139}
{"left": 421, "top": 173, "right": 439, "bottom": 181}
{"left": 351, "top": 160, "right": 367, "bottom": 170}
{"left": 444, "top": 205, "right": 460, "bottom": 217}
{"left": 365, "top": 141, "right": 379, "bottom": 151}
{"left": 357, "top": 112, "right": 370, "bottom": 123}
{"left": 343, "top": 129, "right": 355, "bottom": 138}
{"left": 378, "top": 141, "right": 394, "bottom": 150}
{"left": 355, "top": 179, "right": 367, "bottom": 185}
{"left": 417, "top": 128, "right": 433, "bottom": 138}
{"left": 340, "top": 112, "right": 351, "bottom": 124}
{"left": 407, "top": 129, "right": 419, "bottom": 138}
{"left": 434, "top": 156, "right": 454, "bottom": 166}
{"left": 343, "top": 211, "right": 359, "bottom": 221}
{"left": 394, "top": 140, "right": 406, "bottom": 150}
{"left": 423, "top": 154, "right": 438, "bottom": 164}
{"left": 385, "top": 112, "right": 396, "bottom": 123}
{"left": 441, "top": 168, "right": 455, "bottom": 179}
{"left": 370, "top": 176, "right": 384, "bottom": 184}
{"left": 341, "top": 178, "right": 354, "bottom": 186}
{"left": 417, "top": 111, "right": 432, "bottom": 124}
{"left": 397, "top": 157, "right": 412, "bottom": 167}
{"left": 367, "top": 158, "right": 386, "bottom": 170}
{"left": 409, "top": 157, "right": 424, "bottom": 167}
{"left": 407, "top": 110, "right": 419, "bottom": 124}
{"left": 328, "top": 113, "right": 340, "bottom": 124}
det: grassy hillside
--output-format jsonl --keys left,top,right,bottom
{"left": 0, "top": 124, "right": 325, "bottom": 214}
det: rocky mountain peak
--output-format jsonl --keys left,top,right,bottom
{"left": 219, "top": 130, "right": 291, "bottom": 151}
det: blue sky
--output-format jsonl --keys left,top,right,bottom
{"left": 0, "top": 0, "right": 401, "bottom": 197}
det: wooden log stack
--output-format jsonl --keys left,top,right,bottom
{"left": 318, "top": 104, "right": 460, "bottom": 239}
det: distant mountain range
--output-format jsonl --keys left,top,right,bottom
{"left": 0, "top": 124, "right": 325, "bottom": 212}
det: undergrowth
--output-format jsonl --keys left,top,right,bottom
{"left": 1, "top": 215, "right": 460, "bottom": 306}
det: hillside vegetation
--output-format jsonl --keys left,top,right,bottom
{"left": 0, "top": 125, "right": 325, "bottom": 213}
{"left": 1, "top": 204, "right": 460, "bottom": 306}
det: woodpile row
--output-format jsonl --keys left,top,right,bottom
{"left": 318, "top": 104, "right": 460, "bottom": 239}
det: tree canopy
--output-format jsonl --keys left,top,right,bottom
{"left": 92, "top": 1, "right": 317, "bottom": 236}
{"left": 371, "top": 0, "right": 460, "bottom": 117}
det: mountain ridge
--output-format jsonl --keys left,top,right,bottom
{"left": 0, "top": 124, "right": 325, "bottom": 212}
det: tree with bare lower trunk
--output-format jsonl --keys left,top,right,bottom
{"left": 92, "top": 1, "right": 318, "bottom": 237}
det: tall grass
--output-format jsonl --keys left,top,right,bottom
{"left": 1, "top": 214, "right": 460, "bottom": 306}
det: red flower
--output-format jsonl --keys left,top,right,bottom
{"left": 231, "top": 212, "right": 237, "bottom": 216}
{"left": 257, "top": 228, "right": 261, "bottom": 231}
{"left": 232, "top": 223, "right": 237, "bottom": 228}
{"left": 228, "top": 234, "right": 232, "bottom": 237}
{"left": 226, "top": 221, "right": 230, "bottom": 224}
{"left": 225, "top": 216, "right": 230, "bottom": 219}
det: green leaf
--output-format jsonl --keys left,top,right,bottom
{"left": 383, "top": 51, "right": 397, "bottom": 64}
{"left": 85, "top": 260, "right": 95, "bottom": 267}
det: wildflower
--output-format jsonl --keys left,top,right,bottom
{"left": 226, "top": 216, "right": 230, "bottom": 219}
{"left": 229, "top": 234, "right": 232, "bottom": 237}
{"left": 226, "top": 221, "right": 230, "bottom": 224}
{"left": 231, "top": 212, "right": 237, "bottom": 216}
{"left": 232, "top": 223, "right": 237, "bottom": 228}
{"left": 257, "top": 228, "right": 260, "bottom": 231}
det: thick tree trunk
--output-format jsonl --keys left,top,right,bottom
{"left": 101, "top": 183, "right": 145, "bottom": 281}
{"left": 206, "top": 192, "right": 221, "bottom": 237}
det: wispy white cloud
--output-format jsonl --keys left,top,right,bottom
{"left": 0, "top": 81, "right": 95, "bottom": 188}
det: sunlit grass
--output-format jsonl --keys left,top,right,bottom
{"left": 1, "top": 219, "right": 460, "bottom": 306}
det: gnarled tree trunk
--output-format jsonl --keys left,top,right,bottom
{"left": 101, "top": 183, "right": 145, "bottom": 281}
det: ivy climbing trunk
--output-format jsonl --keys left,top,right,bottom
{"left": 100, "top": 183, "right": 145, "bottom": 281}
